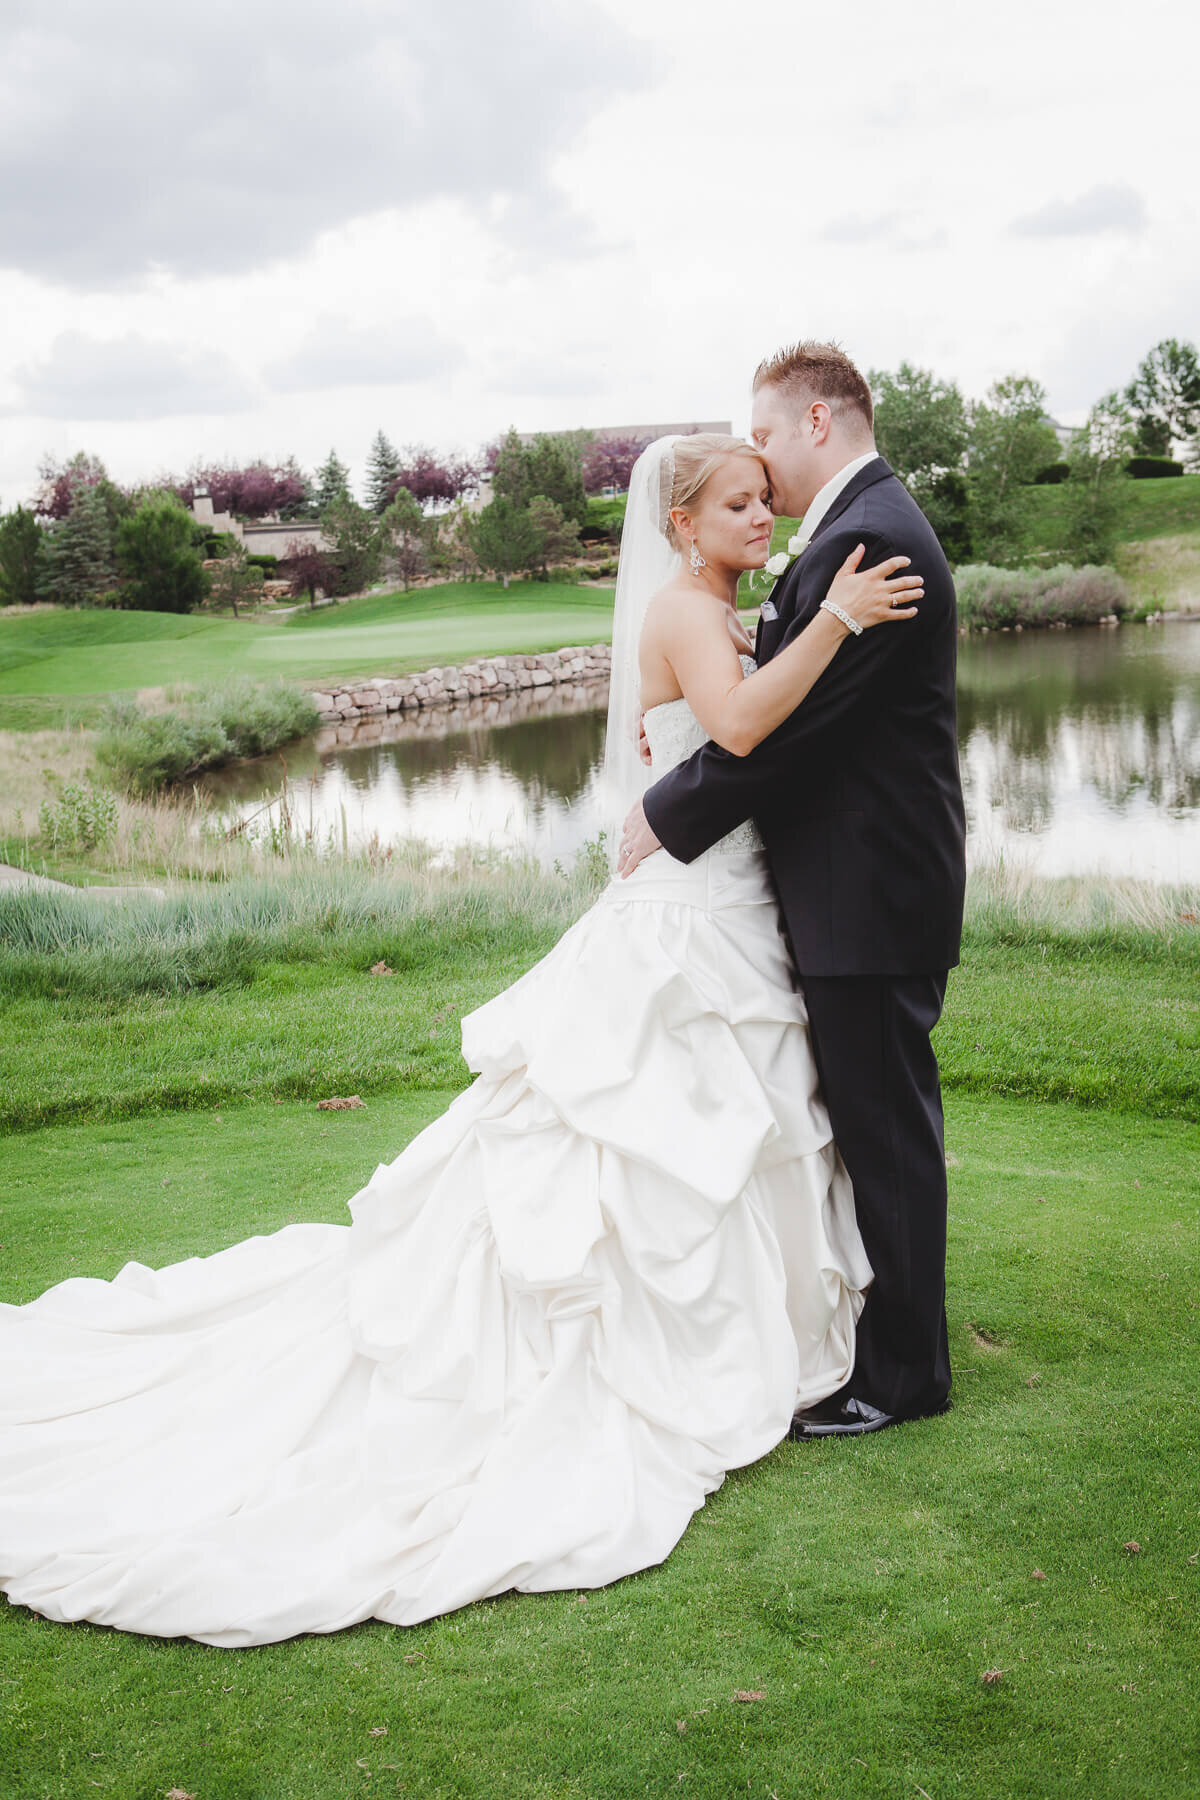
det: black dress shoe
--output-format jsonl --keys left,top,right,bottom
{"left": 788, "top": 1396, "right": 897, "bottom": 1439}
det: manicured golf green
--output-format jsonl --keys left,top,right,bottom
{"left": 0, "top": 583, "right": 615, "bottom": 722}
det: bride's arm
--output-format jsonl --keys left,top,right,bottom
{"left": 661, "top": 545, "right": 922, "bottom": 758}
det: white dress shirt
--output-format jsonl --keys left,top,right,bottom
{"left": 796, "top": 450, "right": 880, "bottom": 543}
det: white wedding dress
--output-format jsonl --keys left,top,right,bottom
{"left": 0, "top": 659, "right": 871, "bottom": 1647}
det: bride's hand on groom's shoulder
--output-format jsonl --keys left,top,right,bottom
{"left": 618, "top": 800, "right": 662, "bottom": 878}
{"left": 826, "top": 544, "right": 924, "bottom": 634}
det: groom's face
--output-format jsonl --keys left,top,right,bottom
{"left": 749, "top": 385, "right": 824, "bottom": 519}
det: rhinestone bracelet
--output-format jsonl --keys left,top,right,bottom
{"left": 820, "top": 598, "right": 863, "bottom": 637}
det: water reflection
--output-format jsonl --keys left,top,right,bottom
{"left": 201, "top": 623, "right": 1200, "bottom": 880}
{"left": 958, "top": 622, "right": 1200, "bottom": 878}
{"left": 204, "top": 678, "right": 612, "bottom": 864}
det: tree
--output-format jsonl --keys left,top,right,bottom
{"left": 378, "top": 487, "right": 428, "bottom": 591}
{"left": 365, "top": 430, "right": 403, "bottom": 515}
{"left": 966, "top": 375, "right": 1060, "bottom": 565}
{"left": 320, "top": 494, "right": 381, "bottom": 596}
{"left": 1062, "top": 391, "right": 1136, "bottom": 565}
{"left": 525, "top": 494, "right": 582, "bottom": 579}
{"left": 871, "top": 363, "right": 971, "bottom": 561}
{"left": 1125, "top": 338, "right": 1200, "bottom": 458}
{"left": 281, "top": 540, "right": 334, "bottom": 608}
{"left": 582, "top": 434, "right": 650, "bottom": 496}
{"left": 0, "top": 507, "right": 46, "bottom": 606}
{"left": 471, "top": 496, "right": 540, "bottom": 589}
{"left": 392, "top": 446, "right": 478, "bottom": 508}
{"left": 207, "top": 537, "right": 263, "bottom": 618}
{"left": 38, "top": 484, "right": 117, "bottom": 605}
{"left": 313, "top": 448, "right": 352, "bottom": 513}
{"left": 114, "top": 494, "right": 209, "bottom": 613}
{"left": 491, "top": 428, "right": 588, "bottom": 527}
{"left": 173, "top": 461, "right": 310, "bottom": 520}
{"left": 275, "top": 455, "right": 314, "bottom": 520}
{"left": 433, "top": 502, "right": 481, "bottom": 581}
{"left": 34, "top": 450, "right": 109, "bottom": 521}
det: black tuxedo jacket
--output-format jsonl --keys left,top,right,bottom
{"left": 641, "top": 456, "right": 966, "bottom": 976}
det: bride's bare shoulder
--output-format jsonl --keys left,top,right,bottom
{"left": 642, "top": 577, "right": 721, "bottom": 643}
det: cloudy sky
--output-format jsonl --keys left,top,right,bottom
{"left": 1, "top": 0, "right": 1195, "bottom": 505}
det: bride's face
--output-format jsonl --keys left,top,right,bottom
{"left": 682, "top": 457, "right": 774, "bottom": 571}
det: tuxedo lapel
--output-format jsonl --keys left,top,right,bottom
{"left": 807, "top": 455, "right": 894, "bottom": 547}
{"left": 755, "top": 459, "right": 896, "bottom": 664}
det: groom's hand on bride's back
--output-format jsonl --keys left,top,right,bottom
{"left": 638, "top": 712, "right": 651, "bottom": 766}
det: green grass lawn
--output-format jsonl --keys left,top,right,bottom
{"left": 1, "top": 876, "right": 1196, "bottom": 1133}
{"left": 2, "top": 1091, "right": 1197, "bottom": 1800}
{"left": 0, "top": 583, "right": 615, "bottom": 728}
{"left": 1021, "top": 473, "right": 1200, "bottom": 554}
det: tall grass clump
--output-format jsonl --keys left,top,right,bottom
{"left": 0, "top": 853, "right": 604, "bottom": 1002}
{"left": 963, "top": 861, "right": 1200, "bottom": 955}
{"left": 96, "top": 677, "right": 320, "bottom": 796}
{"left": 956, "top": 562, "right": 1130, "bottom": 630}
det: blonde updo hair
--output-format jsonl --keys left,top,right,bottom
{"left": 662, "top": 434, "right": 766, "bottom": 551}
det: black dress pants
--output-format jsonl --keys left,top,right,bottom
{"left": 799, "top": 972, "right": 952, "bottom": 1420}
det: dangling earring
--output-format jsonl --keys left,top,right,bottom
{"left": 689, "top": 539, "right": 707, "bottom": 577}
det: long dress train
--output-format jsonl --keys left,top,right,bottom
{"left": 0, "top": 663, "right": 871, "bottom": 1646}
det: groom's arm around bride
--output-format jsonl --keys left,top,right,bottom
{"left": 627, "top": 342, "right": 967, "bottom": 1431}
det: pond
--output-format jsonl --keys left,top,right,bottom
{"left": 201, "top": 622, "right": 1200, "bottom": 882}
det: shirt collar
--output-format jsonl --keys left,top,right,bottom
{"left": 797, "top": 450, "right": 880, "bottom": 543}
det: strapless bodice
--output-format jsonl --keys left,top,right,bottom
{"left": 642, "top": 654, "right": 763, "bottom": 856}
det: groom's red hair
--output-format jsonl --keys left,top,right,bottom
{"left": 753, "top": 341, "right": 874, "bottom": 433}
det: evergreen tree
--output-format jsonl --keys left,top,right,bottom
{"left": 207, "top": 538, "right": 263, "bottom": 618}
{"left": 0, "top": 507, "right": 46, "bottom": 606}
{"left": 378, "top": 487, "right": 428, "bottom": 592}
{"left": 471, "top": 497, "right": 540, "bottom": 589}
{"left": 525, "top": 494, "right": 581, "bottom": 579}
{"left": 114, "top": 494, "right": 209, "bottom": 613}
{"left": 38, "top": 484, "right": 116, "bottom": 605}
{"left": 492, "top": 429, "right": 587, "bottom": 527}
{"left": 313, "top": 448, "right": 352, "bottom": 513}
{"left": 433, "top": 502, "right": 481, "bottom": 581}
{"left": 321, "top": 495, "right": 382, "bottom": 596}
{"left": 276, "top": 455, "right": 314, "bottom": 520}
{"left": 365, "top": 430, "right": 402, "bottom": 515}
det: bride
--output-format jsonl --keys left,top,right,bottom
{"left": 0, "top": 434, "right": 921, "bottom": 1648}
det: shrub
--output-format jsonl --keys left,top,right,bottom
{"left": 1035, "top": 461, "right": 1071, "bottom": 485}
{"left": 114, "top": 494, "right": 209, "bottom": 613}
{"left": 37, "top": 781, "right": 119, "bottom": 852}
{"left": 1126, "top": 456, "right": 1183, "bottom": 479}
{"left": 246, "top": 552, "right": 279, "bottom": 570}
{"left": 955, "top": 562, "right": 1130, "bottom": 630}
{"left": 96, "top": 678, "right": 320, "bottom": 797}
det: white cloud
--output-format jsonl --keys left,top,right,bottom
{"left": 0, "top": 0, "right": 1194, "bottom": 505}
{"left": 5, "top": 332, "right": 250, "bottom": 419}
{"left": 0, "top": 0, "right": 641, "bottom": 285}
{"left": 1012, "top": 185, "right": 1148, "bottom": 238}
{"left": 264, "top": 314, "right": 463, "bottom": 392}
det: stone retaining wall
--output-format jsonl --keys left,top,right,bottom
{"left": 309, "top": 644, "right": 612, "bottom": 724}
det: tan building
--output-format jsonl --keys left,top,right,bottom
{"left": 190, "top": 490, "right": 330, "bottom": 557}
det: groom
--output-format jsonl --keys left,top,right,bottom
{"left": 618, "top": 341, "right": 966, "bottom": 1437}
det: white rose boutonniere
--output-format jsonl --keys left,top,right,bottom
{"left": 754, "top": 533, "right": 811, "bottom": 595}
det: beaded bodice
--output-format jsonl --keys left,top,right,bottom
{"left": 642, "top": 654, "right": 764, "bottom": 856}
